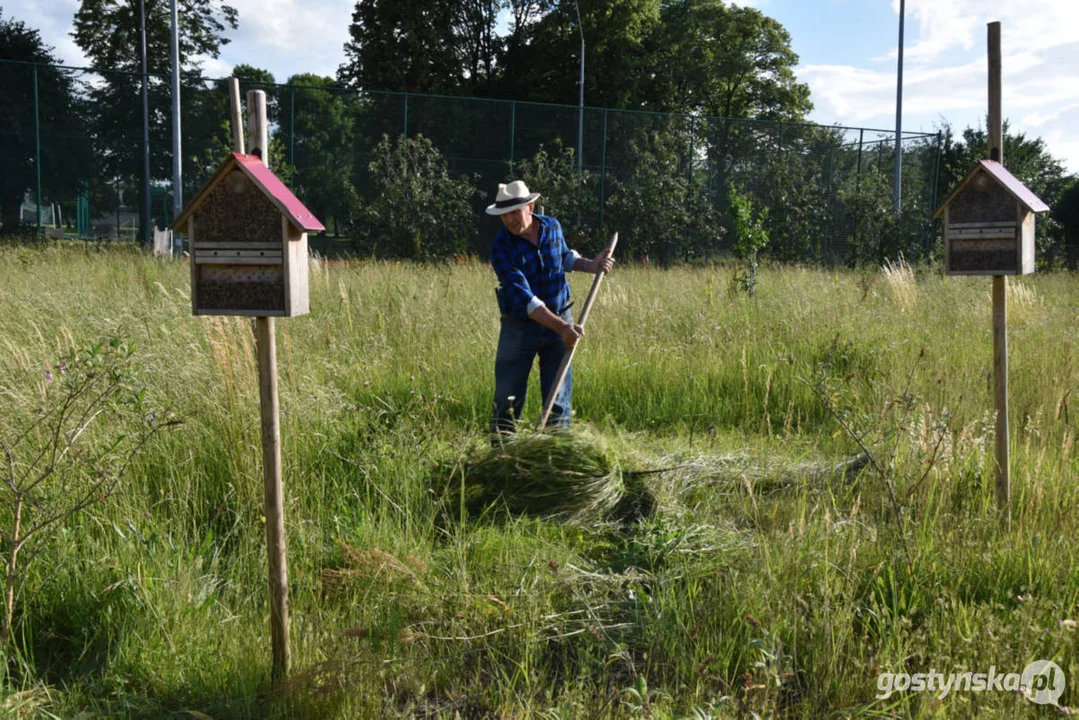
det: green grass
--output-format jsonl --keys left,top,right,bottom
{"left": 0, "top": 243, "right": 1077, "bottom": 718}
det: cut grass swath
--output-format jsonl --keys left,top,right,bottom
{"left": 435, "top": 427, "right": 656, "bottom": 523}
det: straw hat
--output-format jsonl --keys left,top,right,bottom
{"left": 486, "top": 180, "right": 541, "bottom": 215}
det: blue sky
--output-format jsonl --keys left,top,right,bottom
{"left": 11, "top": 0, "right": 1079, "bottom": 172}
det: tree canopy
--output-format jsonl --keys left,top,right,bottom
{"left": 0, "top": 9, "right": 91, "bottom": 234}
{"left": 336, "top": 0, "right": 811, "bottom": 122}
{"left": 642, "top": 0, "right": 811, "bottom": 119}
{"left": 73, "top": 0, "right": 237, "bottom": 74}
{"left": 338, "top": 0, "right": 463, "bottom": 94}
{"left": 71, "top": 0, "right": 239, "bottom": 238}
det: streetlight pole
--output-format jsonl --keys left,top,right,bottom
{"left": 170, "top": 0, "right": 182, "bottom": 254}
{"left": 139, "top": 0, "right": 151, "bottom": 245}
{"left": 893, "top": 0, "right": 905, "bottom": 211}
{"left": 574, "top": 0, "right": 584, "bottom": 195}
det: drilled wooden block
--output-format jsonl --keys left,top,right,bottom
{"left": 198, "top": 264, "right": 285, "bottom": 313}
{"left": 948, "top": 177, "right": 1017, "bottom": 225}
{"left": 194, "top": 170, "right": 282, "bottom": 245}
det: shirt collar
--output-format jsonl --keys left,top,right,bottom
{"left": 502, "top": 214, "right": 548, "bottom": 247}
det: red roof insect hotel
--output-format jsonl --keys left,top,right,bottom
{"left": 172, "top": 153, "right": 324, "bottom": 317}
{"left": 933, "top": 159, "right": 1049, "bottom": 275}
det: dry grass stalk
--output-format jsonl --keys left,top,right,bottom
{"left": 881, "top": 254, "right": 916, "bottom": 310}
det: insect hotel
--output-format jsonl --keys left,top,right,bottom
{"left": 173, "top": 153, "right": 324, "bottom": 316}
{"left": 934, "top": 159, "right": 1049, "bottom": 275}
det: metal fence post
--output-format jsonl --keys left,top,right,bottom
{"left": 289, "top": 84, "right": 295, "bottom": 183}
{"left": 825, "top": 145, "right": 834, "bottom": 199}
{"left": 929, "top": 131, "right": 943, "bottom": 257}
{"left": 33, "top": 63, "right": 42, "bottom": 237}
{"left": 687, "top": 115, "right": 695, "bottom": 186}
{"left": 509, "top": 100, "right": 516, "bottom": 170}
{"left": 402, "top": 93, "right": 408, "bottom": 137}
{"left": 855, "top": 128, "right": 864, "bottom": 193}
{"left": 598, "top": 107, "right": 608, "bottom": 231}
{"left": 931, "top": 131, "right": 942, "bottom": 209}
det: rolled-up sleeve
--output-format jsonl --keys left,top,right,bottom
{"left": 491, "top": 238, "right": 537, "bottom": 317}
{"left": 551, "top": 218, "right": 581, "bottom": 271}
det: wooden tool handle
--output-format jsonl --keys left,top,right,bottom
{"left": 536, "top": 231, "right": 619, "bottom": 430}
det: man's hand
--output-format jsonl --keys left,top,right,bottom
{"left": 529, "top": 304, "right": 583, "bottom": 347}
{"left": 587, "top": 248, "right": 615, "bottom": 275}
{"left": 560, "top": 321, "right": 584, "bottom": 348}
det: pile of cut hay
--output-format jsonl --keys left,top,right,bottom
{"left": 436, "top": 429, "right": 656, "bottom": 523}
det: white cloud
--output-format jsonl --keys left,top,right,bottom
{"left": 197, "top": 55, "right": 234, "bottom": 79}
{"left": 4, "top": 0, "right": 89, "bottom": 66}
{"left": 882, "top": 0, "right": 1079, "bottom": 64}
{"left": 217, "top": 0, "right": 353, "bottom": 81}
{"left": 804, "top": 0, "right": 1079, "bottom": 172}
{"left": 4, "top": 0, "right": 353, "bottom": 82}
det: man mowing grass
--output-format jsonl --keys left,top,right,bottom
{"left": 488, "top": 180, "right": 615, "bottom": 434}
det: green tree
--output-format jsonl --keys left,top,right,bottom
{"left": 457, "top": 0, "right": 503, "bottom": 95}
{"left": 284, "top": 74, "right": 358, "bottom": 236}
{"left": 729, "top": 183, "right": 769, "bottom": 296}
{"left": 728, "top": 125, "right": 843, "bottom": 264}
{"left": 337, "top": 0, "right": 462, "bottom": 93}
{"left": 838, "top": 165, "right": 933, "bottom": 267}
{"left": 356, "top": 134, "right": 480, "bottom": 259}
{"left": 652, "top": 0, "right": 812, "bottom": 228}
{"left": 1, "top": 339, "right": 178, "bottom": 643}
{"left": 1053, "top": 180, "right": 1079, "bottom": 270}
{"left": 0, "top": 10, "right": 91, "bottom": 235}
{"left": 604, "top": 130, "right": 722, "bottom": 264}
{"left": 339, "top": 0, "right": 508, "bottom": 96}
{"left": 642, "top": 0, "right": 811, "bottom": 120}
{"left": 182, "top": 65, "right": 286, "bottom": 197}
{"left": 72, "top": 0, "right": 238, "bottom": 240}
{"left": 511, "top": 143, "right": 598, "bottom": 244}
{"left": 498, "top": 0, "right": 660, "bottom": 108}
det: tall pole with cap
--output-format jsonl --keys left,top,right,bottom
{"left": 249, "top": 87, "right": 289, "bottom": 681}
{"left": 228, "top": 80, "right": 290, "bottom": 681}
{"left": 574, "top": 0, "right": 584, "bottom": 227}
{"left": 170, "top": 0, "right": 182, "bottom": 253}
{"left": 894, "top": 0, "right": 905, "bottom": 210}
{"left": 987, "top": 21, "right": 1009, "bottom": 519}
{"left": 139, "top": 0, "right": 151, "bottom": 245}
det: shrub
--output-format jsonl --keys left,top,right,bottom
{"left": 511, "top": 143, "right": 600, "bottom": 244}
{"left": 354, "top": 134, "right": 480, "bottom": 259}
{"left": 0, "top": 339, "right": 178, "bottom": 643}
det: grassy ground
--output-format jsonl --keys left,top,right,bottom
{"left": 0, "top": 243, "right": 1076, "bottom": 718}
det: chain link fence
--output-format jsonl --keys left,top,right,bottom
{"left": 1, "top": 59, "right": 940, "bottom": 264}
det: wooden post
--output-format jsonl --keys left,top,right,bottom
{"left": 988, "top": 23, "right": 1002, "bottom": 166}
{"left": 988, "top": 21, "right": 1009, "bottom": 517}
{"left": 255, "top": 313, "right": 289, "bottom": 681}
{"left": 246, "top": 89, "right": 269, "bottom": 163}
{"left": 228, "top": 78, "right": 244, "bottom": 155}
{"left": 238, "top": 85, "right": 290, "bottom": 680}
{"left": 536, "top": 232, "right": 619, "bottom": 431}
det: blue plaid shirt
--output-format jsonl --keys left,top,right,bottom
{"left": 491, "top": 214, "right": 580, "bottom": 319}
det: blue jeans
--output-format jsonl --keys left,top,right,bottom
{"left": 492, "top": 310, "right": 573, "bottom": 433}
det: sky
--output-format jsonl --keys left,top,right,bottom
{"left": 9, "top": 0, "right": 1079, "bottom": 173}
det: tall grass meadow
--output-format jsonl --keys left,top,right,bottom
{"left": 0, "top": 243, "right": 1076, "bottom": 718}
